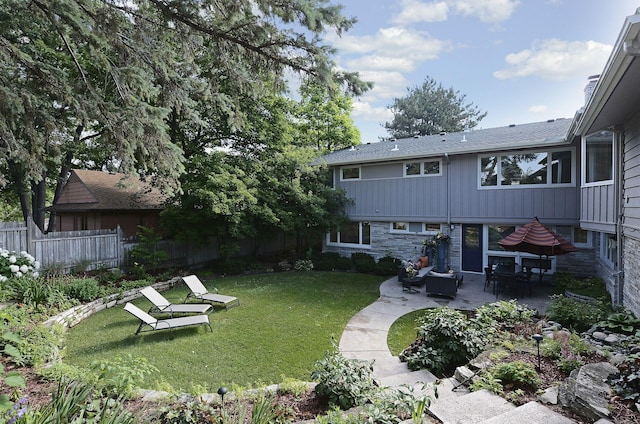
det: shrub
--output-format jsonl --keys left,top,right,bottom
{"left": 129, "top": 226, "right": 168, "bottom": 273}
{"left": 374, "top": 256, "right": 401, "bottom": 276}
{"left": 351, "top": 253, "right": 375, "bottom": 273}
{"left": 493, "top": 361, "right": 541, "bottom": 389}
{"left": 0, "top": 249, "right": 40, "bottom": 282}
{"left": 61, "top": 277, "right": 103, "bottom": 302}
{"left": 400, "top": 307, "right": 488, "bottom": 375}
{"left": 553, "top": 273, "right": 610, "bottom": 300}
{"left": 294, "top": 259, "right": 314, "bottom": 272}
{"left": 469, "top": 371, "right": 504, "bottom": 395}
{"left": 546, "top": 294, "right": 608, "bottom": 333}
{"left": 475, "top": 300, "right": 535, "bottom": 331}
{"left": 311, "top": 343, "right": 377, "bottom": 410}
{"left": 90, "top": 355, "right": 159, "bottom": 398}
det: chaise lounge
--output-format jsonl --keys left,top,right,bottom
{"left": 182, "top": 275, "right": 240, "bottom": 310}
{"left": 124, "top": 303, "right": 213, "bottom": 336}
{"left": 139, "top": 286, "right": 212, "bottom": 317}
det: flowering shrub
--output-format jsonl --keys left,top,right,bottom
{"left": 0, "top": 249, "right": 40, "bottom": 282}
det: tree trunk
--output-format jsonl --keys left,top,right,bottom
{"left": 31, "top": 175, "right": 47, "bottom": 231}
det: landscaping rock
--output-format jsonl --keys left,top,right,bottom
{"left": 538, "top": 385, "right": 559, "bottom": 405}
{"left": 592, "top": 331, "right": 608, "bottom": 341}
{"left": 558, "top": 362, "right": 619, "bottom": 421}
{"left": 603, "top": 334, "right": 620, "bottom": 345}
{"left": 454, "top": 366, "right": 476, "bottom": 384}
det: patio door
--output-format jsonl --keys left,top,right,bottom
{"left": 462, "top": 224, "right": 483, "bottom": 272}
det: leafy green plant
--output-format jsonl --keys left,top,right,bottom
{"left": 61, "top": 277, "right": 103, "bottom": 302}
{"left": 552, "top": 273, "right": 610, "bottom": 300}
{"left": 312, "top": 342, "right": 377, "bottom": 410}
{"left": 493, "top": 361, "right": 541, "bottom": 389}
{"left": 279, "top": 376, "right": 309, "bottom": 397}
{"left": 546, "top": 294, "right": 608, "bottom": 333}
{"left": 294, "top": 259, "right": 314, "bottom": 272}
{"left": 129, "top": 226, "right": 168, "bottom": 273}
{"left": 609, "top": 353, "right": 640, "bottom": 404}
{"left": 351, "top": 253, "right": 375, "bottom": 273}
{"left": 475, "top": 300, "right": 534, "bottom": 331}
{"left": 601, "top": 311, "right": 640, "bottom": 335}
{"left": 400, "top": 307, "right": 487, "bottom": 375}
{"left": 374, "top": 256, "right": 401, "bottom": 276}
{"left": 90, "top": 355, "right": 159, "bottom": 398}
{"left": 156, "top": 400, "right": 217, "bottom": 423}
{"left": 469, "top": 370, "right": 504, "bottom": 395}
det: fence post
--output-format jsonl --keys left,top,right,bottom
{"left": 117, "top": 225, "right": 125, "bottom": 268}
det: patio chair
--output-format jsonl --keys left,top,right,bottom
{"left": 124, "top": 303, "right": 212, "bottom": 336}
{"left": 182, "top": 275, "right": 240, "bottom": 310}
{"left": 139, "top": 286, "right": 212, "bottom": 317}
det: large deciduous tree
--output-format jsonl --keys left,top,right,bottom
{"left": 0, "top": 0, "right": 368, "bottom": 230}
{"left": 385, "top": 76, "right": 487, "bottom": 139}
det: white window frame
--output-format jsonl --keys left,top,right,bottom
{"left": 572, "top": 227, "right": 592, "bottom": 248}
{"left": 327, "top": 222, "right": 371, "bottom": 248}
{"left": 390, "top": 222, "right": 409, "bottom": 233}
{"left": 478, "top": 148, "right": 575, "bottom": 189}
{"left": 403, "top": 159, "right": 443, "bottom": 177}
{"left": 599, "top": 233, "right": 617, "bottom": 266}
{"left": 340, "top": 166, "right": 361, "bottom": 181}
{"left": 422, "top": 223, "right": 441, "bottom": 235}
{"left": 581, "top": 130, "right": 615, "bottom": 187}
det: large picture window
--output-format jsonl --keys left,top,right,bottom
{"left": 480, "top": 149, "right": 574, "bottom": 188}
{"left": 328, "top": 222, "right": 370, "bottom": 246}
{"left": 583, "top": 131, "right": 613, "bottom": 184}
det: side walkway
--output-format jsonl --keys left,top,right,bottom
{"left": 339, "top": 272, "right": 552, "bottom": 379}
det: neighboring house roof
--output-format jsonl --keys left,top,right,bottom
{"left": 574, "top": 11, "right": 640, "bottom": 135}
{"left": 318, "top": 119, "right": 573, "bottom": 166}
{"left": 49, "top": 169, "right": 167, "bottom": 211}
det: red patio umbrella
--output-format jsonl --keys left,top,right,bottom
{"left": 498, "top": 217, "right": 577, "bottom": 281}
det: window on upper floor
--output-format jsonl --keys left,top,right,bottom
{"left": 328, "top": 221, "right": 370, "bottom": 246}
{"left": 404, "top": 159, "right": 442, "bottom": 177}
{"left": 582, "top": 130, "right": 613, "bottom": 185}
{"left": 479, "top": 149, "right": 574, "bottom": 188}
{"left": 341, "top": 166, "right": 360, "bottom": 180}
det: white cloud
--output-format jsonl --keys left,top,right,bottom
{"left": 452, "top": 0, "right": 520, "bottom": 23}
{"left": 392, "top": 0, "right": 449, "bottom": 24}
{"left": 528, "top": 105, "right": 549, "bottom": 114}
{"left": 493, "top": 39, "right": 612, "bottom": 81}
{"left": 392, "top": 0, "right": 519, "bottom": 24}
{"left": 357, "top": 70, "right": 409, "bottom": 102}
{"left": 352, "top": 101, "right": 394, "bottom": 122}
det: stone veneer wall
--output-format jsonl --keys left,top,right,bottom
{"left": 623, "top": 236, "right": 640, "bottom": 317}
{"left": 323, "top": 222, "right": 454, "bottom": 270}
{"left": 42, "top": 277, "right": 182, "bottom": 328}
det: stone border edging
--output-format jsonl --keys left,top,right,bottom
{"left": 42, "top": 276, "right": 182, "bottom": 328}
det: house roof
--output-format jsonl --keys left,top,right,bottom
{"left": 574, "top": 11, "right": 640, "bottom": 135}
{"left": 49, "top": 169, "right": 167, "bottom": 211}
{"left": 317, "top": 119, "right": 573, "bottom": 167}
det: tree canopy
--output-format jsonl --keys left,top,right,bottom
{"left": 0, "top": 0, "right": 369, "bottom": 230}
{"left": 385, "top": 77, "right": 486, "bottom": 139}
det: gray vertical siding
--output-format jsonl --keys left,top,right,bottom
{"left": 337, "top": 146, "right": 580, "bottom": 224}
{"left": 623, "top": 115, "right": 640, "bottom": 234}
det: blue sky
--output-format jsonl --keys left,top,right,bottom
{"left": 324, "top": 0, "right": 639, "bottom": 143}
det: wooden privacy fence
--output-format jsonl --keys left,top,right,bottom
{"left": 0, "top": 218, "right": 297, "bottom": 273}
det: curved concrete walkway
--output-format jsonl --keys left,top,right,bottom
{"left": 339, "top": 273, "right": 552, "bottom": 380}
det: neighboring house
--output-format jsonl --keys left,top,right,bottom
{"left": 572, "top": 10, "right": 640, "bottom": 316}
{"left": 48, "top": 170, "right": 167, "bottom": 238}
{"left": 318, "top": 8, "right": 640, "bottom": 317}
{"left": 318, "top": 118, "right": 595, "bottom": 278}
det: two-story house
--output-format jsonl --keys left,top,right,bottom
{"left": 319, "top": 8, "right": 640, "bottom": 317}
{"left": 319, "top": 118, "right": 594, "bottom": 278}
{"left": 573, "top": 10, "right": 640, "bottom": 316}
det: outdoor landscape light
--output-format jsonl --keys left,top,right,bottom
{"left": 217, "top": 386, "right": 228, "bottom": 407}
{"left": 532, "top": 334, "right": 544, "bottom": 371}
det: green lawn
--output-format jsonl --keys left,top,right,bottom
{"left": 63, "top": 271, "right": 384, "bottom": 392}
{"left": 386, "top": 310, "right": 424, "bottom": 356}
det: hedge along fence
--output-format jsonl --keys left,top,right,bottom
{"left": 42, "top": 277, "right": 182, "bottom": 329}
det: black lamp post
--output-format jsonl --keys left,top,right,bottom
{"left": 532, "top": 334, "right": 543, "bottom": 371}
{"left": 217, "top": 386, "right": 228, "bottom": 408}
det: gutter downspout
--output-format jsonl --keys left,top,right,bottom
{"left": 616, "top": 129, "right": 624, "bottom": 305}
{"left": 444, "top": 153, "right": 451, "bottom": 229}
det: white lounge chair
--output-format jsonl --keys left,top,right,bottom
{"left": 124, "top": 303, "right": 212, "bottom": 336}
{"left": 139, "top": 286, "right": 212, "bottom": 317}
{"left": 182, "top": 275, "right": 240, "bottom": 310}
